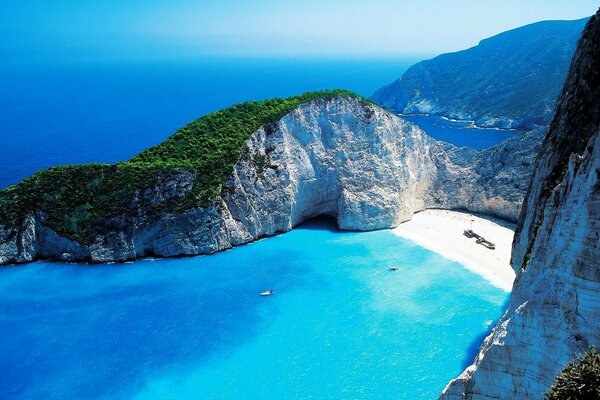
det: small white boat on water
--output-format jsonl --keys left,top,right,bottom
{"left": 389, "top": 266, "right": 398, "bottom": 271}
{"left": 260, "top": 289, "right": 274, "bottom": 296}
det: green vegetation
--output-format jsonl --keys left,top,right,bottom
{"left": 0, "top": 163, "right": 165, "bottom": 243}
{"left": 546, "top": 347, "right": 600, "bottom": 400}
{"left": 0, "top": 90, "right": 370, "bottom": 243}
{"left": 131, "top": 89, "right": 371, "bottom": 207}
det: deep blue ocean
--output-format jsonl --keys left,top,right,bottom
{"left": 0, "top": 219, "right": 508, "bottom": 400}
{"left": 0, "top": 58, "right": 416, "bottom": 189}
{"left": 0, "top": 58, "right": 516, "bottom": 189}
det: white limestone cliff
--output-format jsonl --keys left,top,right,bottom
{"left": 440, "top": 11, "right": 600, "bottom": 400}
{"left": 0, "top": 96, "right": 541, "bottom": 265}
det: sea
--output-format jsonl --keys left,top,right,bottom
{"left": 0, "top": 58, "right": 517, "bottom": 189}
{"left": 0, "top": 219, "right": 508, "bottom": 400}
{"left": 401, "top": 114, "right": 518, "bottom": 149}
{"left": 0, "top": 58, "right": 512, "bottom": 399}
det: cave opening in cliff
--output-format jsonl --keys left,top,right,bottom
{"left": 296, "top": 215, "right": 340, "bottom": 232}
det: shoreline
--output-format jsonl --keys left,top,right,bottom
{"left": 398, "top": 112, "right": 522, "bottom": 132}
{"left": 392, "top": 209, "right": 516, "bottom": 292}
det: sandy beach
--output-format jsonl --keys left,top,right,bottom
{"left": 393, "top": 209, "right": 516, "bottom": 291}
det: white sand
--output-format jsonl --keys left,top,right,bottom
{"left": 392, "top": 209, "right": 516, "bottom": 292}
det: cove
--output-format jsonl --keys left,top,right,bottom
{"left": 401, "top": 114, "right": 520, "bottom": 149}
{"left": 0, "top": 219, "right": 508, "bottom": 399}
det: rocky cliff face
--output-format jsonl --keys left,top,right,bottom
{"left": 0, "top": 97, "right": 542, "bottom": 265}
{"left": 372, "top": 18, "right": 587, "bottom": 129}
{"left": 440, "top": 11, "right": 600, "bottom": 400}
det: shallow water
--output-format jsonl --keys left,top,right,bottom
{"left": 401, "top": 114, "right": 519, "bottom": 149}
{"left": 0, "top": 219, "right": 508, "bottom": 399}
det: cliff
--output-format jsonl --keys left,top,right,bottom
{"left": 372, "top": 18, "right": 587, "bottom": 129}
{"left": 440, "top": 10, "right": 600, "bottom": 399}
{"left": 0, "top": 94, "right": 542, "bottom": 265}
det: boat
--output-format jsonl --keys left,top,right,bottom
{"left": 260, "top": 289, "right": 274, "bottom": 296}
{"left": 389, "top": 266, "right": 398, "bottom": 271}
{"left": 463, "top": 229, "right": 481, "bottom": 239}
{"left": 463, "top": 229, "right": 476, "bottom": 238}
{"left": 476, "top": 238, "right": 496, "bottom": 250}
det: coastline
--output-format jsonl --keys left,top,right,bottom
{"left": 398, "top": 112, "right": 522, "bottom": 132}
{"left": 392, "top": 209, "right": 516, "bottom": 292}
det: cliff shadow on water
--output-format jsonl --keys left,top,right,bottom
{"left": 459, "top": 295, "right": 512, "bottom": 371}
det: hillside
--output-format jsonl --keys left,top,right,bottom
{"left": 372, "top": 18, "right": 588, "bottom": 129}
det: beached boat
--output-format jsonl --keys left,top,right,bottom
{"left": 465, "top": 229, "right": 495, "bottom": 249}
{"left": 476, "top": 238, "right": 496, "bottom": 250}
{"left": 463, "top": 229, "right": 481, "bottom": 239}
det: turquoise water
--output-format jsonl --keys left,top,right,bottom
{"left": 0, "top": 219, "right": 508, "bottom": 399}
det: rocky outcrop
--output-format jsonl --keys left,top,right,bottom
{"left": 428, "top": 128, "right": 543, "bottom": 221}
{"left": 0, "top": 97, "right": 542, "bottom": 265}
{"left": 440, "top": 11, "right": 600, "bottom": 399}
{"left": 373, "top": 18, "right": 587, "bottom": 129}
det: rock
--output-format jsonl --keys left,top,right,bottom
{"left": 0, "top": 96, "right": 542, "bottom": 265}
{"left": 440, "top": 10, "right": 600, "bottom": 399}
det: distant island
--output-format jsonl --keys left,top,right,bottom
{"left": 372, "top": 18, "right": 588, "bottom": 129}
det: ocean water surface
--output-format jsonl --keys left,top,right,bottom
{"left": 1, "top": 59, "right": 512, "bottom": 398}
{"left": 0, "top": 219, "right": 508, "bottom": 399}
{"left": 0, "top": 57, "right": 518, "bottom": 189}
{"left": 401, "top": 114, "right": 519, "bottom": 149}
{"left": 0, "top": 58, "right": 418, "bottom": 189}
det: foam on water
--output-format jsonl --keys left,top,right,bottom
{"left": 0, "top": 219, "right": 508, "bottom": 399}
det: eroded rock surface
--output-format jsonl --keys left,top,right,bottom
{"left": 0, "top": 97, "right": 542, "bottom": 265}
{"left": 440, "top": 11, "right": 600, "bottom": 400}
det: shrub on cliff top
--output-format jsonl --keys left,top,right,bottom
{"left": 545, "top": 347, "right": 600, "bottom": 400}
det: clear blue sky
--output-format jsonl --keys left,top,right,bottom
{"left": 2, "top": 0, "right": 597, "bottom": 63}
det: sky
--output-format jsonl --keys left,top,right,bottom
{"left": 1, "top": 0, "right": 598, "bottom": 64}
